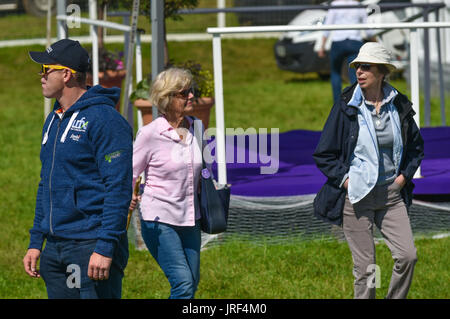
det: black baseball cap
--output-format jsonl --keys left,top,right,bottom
{"left": 29, "top": 39, "right": 91, "bottom": 73}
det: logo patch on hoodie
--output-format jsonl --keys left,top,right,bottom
{"left": 105, "top": 150, "right": 122, "bottom": 163}
{"left": 70, "top": 134, "right": 81, "bottom": 142}
{"left": 71, "top": 117, "right": 89, "bottom": 132}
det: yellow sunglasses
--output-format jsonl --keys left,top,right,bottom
{"left": 39, "top": 64, "right": 77, "bottom": 76}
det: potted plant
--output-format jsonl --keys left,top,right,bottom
{"left": 92, "top": 48, "right": 126, "bottom": 86}
{"left": 121, "top": 0, "right": 199, "bottom": 66}
{"left": 131, "top": 61, "right": 215, "bottom": 128}
{"left": 86, "top": 48, "right": 126, "bottom": 111}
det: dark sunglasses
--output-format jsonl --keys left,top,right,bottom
{"left": 174, "top": 87, "right": 194, "bottom": 98}
{"left": 354, "top": 63, "right": 373, "bottom": 71}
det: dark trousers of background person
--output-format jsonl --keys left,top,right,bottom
{"left": 330, "top": 39, "right": 363, "bottom": 103}
{"left": 343, "top": 182, "right": 417, "bottom": 299}
{"left": 40, "top": 235, "right": 129, "bottom": 299}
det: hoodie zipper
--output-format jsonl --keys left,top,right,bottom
{"left": 49, "top": 116, "right": 63, "bottom": 235}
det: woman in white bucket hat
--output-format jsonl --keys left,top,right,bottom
{"left": 313, "top": 42, "right": 424, "bottom": 298}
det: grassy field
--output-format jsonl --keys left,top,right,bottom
{"left": 0, "top": 11, "right": 449, "bottom": 299}
{"left": 0, "top": 0, "right": 241, "bottom": 40}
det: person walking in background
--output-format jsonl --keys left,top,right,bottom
{"left": 318, "top": 0, "right": 375, "bottom": 103}
{"left": 129, "top": 68, "right": 206, "bottom": 299}
{"left": 23, "top": 39, "right": 133, "bottom": 299}
{"left": 313, "top": 42, "right": 424, "bottom": 299}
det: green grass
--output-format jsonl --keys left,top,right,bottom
{"left": 0, "top": 0, "right": 240, "bottom": 40}
{"left": 1, "top": 14, "right": 449, "bottom": 298}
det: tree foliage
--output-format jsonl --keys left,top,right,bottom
{"left": 119, "top": 0, "right": 199, "bottom": 20}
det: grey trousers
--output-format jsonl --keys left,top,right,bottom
{"left": 343, "top": 182, "right": 417, "bottom": 299}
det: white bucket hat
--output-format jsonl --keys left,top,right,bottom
{"left": 350, "top": 42, "right": 397, "bottom": 72}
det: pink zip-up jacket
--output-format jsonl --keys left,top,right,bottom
{"left": 132, "top": 116, "right": 205, "bottom": 226}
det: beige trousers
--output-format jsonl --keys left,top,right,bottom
{"left": 343, "top": 182, "right": 417, "bottom": 299}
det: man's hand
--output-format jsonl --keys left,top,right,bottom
{"left": 23, "top": 248, "right": 41, "bottom": 278}
{"left": 318, "top": 36, "right": 327, "bottom": 59}
{"left": 318, "top": 48, "right": 326, "bottom": 59}
{"left": 88, "top": 252, "right": 112, "bottom": 281}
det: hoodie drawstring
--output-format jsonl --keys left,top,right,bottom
{"left": 42, "top": 115, "right": 55, "bottom": 145}
{"left": 60, "top": 111, "right": 79, "bottom": 143}
{"left": 42, "top": 111, "right": 80, "bottom": 145}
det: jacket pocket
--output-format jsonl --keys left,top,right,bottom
{"left": 313, "top": 181, "right": 346, "bottom": 225}
{"left": 51, "top": 184, "right": 86, "bottom": 231}
{"left": 401, "top": 180, "right": 415, "bottom": 208}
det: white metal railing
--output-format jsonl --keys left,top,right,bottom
{"left": 56, "top": 14, "right": 132, "bottom": 86}
{"left": 57, "top": 15, "right": 132, "bottom": 32}
{"left": 207, "top": 21, "right": 450, "bottom": 185}
{"left": 55, "top": 0, "right": 143, "bottom": 129}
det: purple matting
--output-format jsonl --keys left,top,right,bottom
{"left": 210, "top": 127, "right": 450, "bottom": 197}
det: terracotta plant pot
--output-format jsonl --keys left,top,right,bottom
{"left": 87, "top": 70, "right": 126, "bottom": 112}
{"left": 134, "top": 97, "right": 215, "bottom": 129}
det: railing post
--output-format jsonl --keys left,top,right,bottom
{"left": 57, "top": 0, "right": 67, "bottom": 39}
{"left": 212, "top": 33, "right": 227, "bottom": 185}
{"left": 435, "top": 9, "right": 446, "bottom": 126}
{"left": 89, "top": 0, "right": 99, "bottom": 85}
{"left": 410, "top": 28, "right": 421, "bottom": 179}
{"left": 151, "top": 0, "right": 165, "bottom": 121}
{"left": 423, "top": 8, "right": 431, "bottom": 127}
{"left": 136, "top": 30, "right": 143, "bottom": 130}
{"left": 217, "top": 0, "right": 226, "bottom": 28}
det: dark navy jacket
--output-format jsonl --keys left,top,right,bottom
{"left": 29, "top": 85, "right": 133, "bottom": 258}
{"left": 313, "top": 83, "right": 424, "bottom": 226}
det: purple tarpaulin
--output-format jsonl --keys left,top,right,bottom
{"left": 210, "top": 127, "right": 450, "bottom": 197}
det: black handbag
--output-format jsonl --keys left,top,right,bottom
{"left": 190, "top": 115, "right": 230, "bottom": 234}
{"left": 199, "top": 160, "right": 231, "bottom": 234}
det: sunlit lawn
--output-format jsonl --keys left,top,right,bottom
{"left": 0, "top": 8, "right": 449, "bottom": 299}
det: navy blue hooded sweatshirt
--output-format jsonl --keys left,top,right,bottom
{"left": 29, "top": 85, "right": 133, "bottom": 258}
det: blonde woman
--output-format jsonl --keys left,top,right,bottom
{"left": 129, "top": 68, "right": 205, "bottom": 299}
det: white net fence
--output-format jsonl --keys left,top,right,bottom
{"left": 128, "top": 195, "right": 450, "bottom": 251}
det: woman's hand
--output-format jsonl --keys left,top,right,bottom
{"left": 343, "top": 178, "right": 349, "bottom": 190}
{"left": 129, "top": 193, "right": 141, "bottom": 211}
{"left": 394, "top": 174, "right": 406, "bottom": 188}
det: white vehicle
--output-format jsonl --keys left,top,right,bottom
{"left": 0, "top": 0, "right": 86, "bottom": 17}
{"left": 274, "top": 0, "right": 413, "bottom": 78}
{"left": 0, "top": 0, "right": 56, "bottom": 16}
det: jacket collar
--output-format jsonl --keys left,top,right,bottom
{"left": 340, "top": 82, "right": 415, "bottom": 120}
{"left": 347, "top": 83, "right": 398, "bottom": 109}
{"left": 157, "top": 115, "right": 194, "bottom": 143}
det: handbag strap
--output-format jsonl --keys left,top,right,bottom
{"left": 189, "top": 116, "right": 207, "bottom": 170}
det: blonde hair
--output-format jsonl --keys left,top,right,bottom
{"left": 149, "top": 68, "right": 193, "bottom": 115}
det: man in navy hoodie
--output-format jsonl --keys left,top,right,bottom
{"left": 23, "top": 39, "right": 133, "bottom": 299}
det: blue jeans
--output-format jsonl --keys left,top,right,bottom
{"left": 141, "top": 220, "right": 201, "bottom": 299}
{"left": 329, "top": 39, "right": 363, "bottom": 103}
{"left": 40, "top": 235, "right": 128, "bottom": 299}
